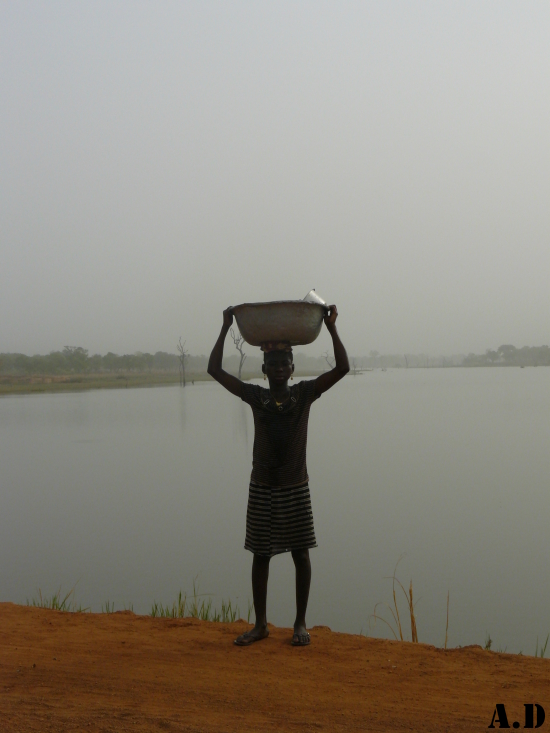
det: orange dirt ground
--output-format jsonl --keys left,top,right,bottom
{"left": 1, "top": 603, "right": 549, "bottom": 732}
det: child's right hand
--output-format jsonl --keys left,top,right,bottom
{"left": 323, "top": 304, "right": 338, "bottom": 326}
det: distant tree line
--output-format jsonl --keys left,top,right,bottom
{"left": 463, "top": 344, "right": 550, "bottom": 367}
{"left": 8, "top": 344, "right": 543, "bottom": 376}
{"left": 0, "top": 347, "right": 207, "bottom": 375}
{"left": 360, "top": 351, "right": 465, "bottom": 368}
{"left": 0, "top": 347, "right": 328, "bottom": 376}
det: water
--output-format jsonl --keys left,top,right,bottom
{"left": 1, "top": 368, "right": 549, "bottom": 653}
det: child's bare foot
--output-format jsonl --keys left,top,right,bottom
{"left": 291, "top": 624, "right": 310, "bottom": 646}
{"left": 234, "top": 625, "right": 269, "bottom": 646}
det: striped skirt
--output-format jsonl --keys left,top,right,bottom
{"left": 244, "top": 480, "right": 317, "bottom": 557}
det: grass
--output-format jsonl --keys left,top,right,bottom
{"left": 535, "top": 634, "right": 549, "bottom": 658}
{"left": 369, "top": 557, "right": 450, "bottom": 650}
{"left": 370, "top": 556, "right": 423, "bottom": 644}
{"left": 369, "top": 560, "right": 548, "bottom": 657}
{"left": 150, "top": 577, "right": 252, "bottom": 623}
{"left": 484, "top": 633, "right": 507, "bottom": 653}
{"left": 27, "top": 578, "right": 251, "bottom": 625}
{"left": 25, "top": 578, "right": 549, "bottom": 657}
{"left": 150, "top": 593, "right": 244, "bottom": 623}
{"left": 27, "top": 585, "right": 89, "bottom": 613}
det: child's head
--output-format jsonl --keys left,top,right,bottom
{"left": 261, "top": 346, "right": 294, "bottom": 382}
{"left": 263, "top": 348, "right": 293, "bottom": 365}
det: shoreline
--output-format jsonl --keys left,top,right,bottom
{"left": 0, "top": 372, "right": 207, "bottom": 396}
{"left": 0, "top": 371, "right": 323, "bottom": 397}
{"left": 1, "top": 364, "right": 544, "bottom": 397}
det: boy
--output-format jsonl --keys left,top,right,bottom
{"left": 207, "top": 304, "right": 349, "bottom": 646}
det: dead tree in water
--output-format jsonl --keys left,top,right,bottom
{"left": 322, "top": 351, "right": 335, "bottom": 371}
{"left": 230, "top": 327, "right": 247, "bottom": 380}
{"left": 177, "top": 337, "right": 189, "bottom": 386}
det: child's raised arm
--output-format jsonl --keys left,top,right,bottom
{"left": 207, "top": 307, "right": 243, "bottom": 397}
{"left": 314, "top": 305, "right": 350, "bottom": 395}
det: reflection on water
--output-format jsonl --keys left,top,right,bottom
{"left": 178, "top": 387, "right": 187, "bottom": 433}
{"left": 1, "top": 370, "right": 549, "bottom": 653}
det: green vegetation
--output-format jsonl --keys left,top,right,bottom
{"left": 0, "top": 345, "right": 323, "bottom": 395}
{"left": 0, "top": 346, "right": 324, "bottom": 379}
{"left": 483, "top": 633, "right": 507, "bottom": 653}
{"left": 0, "top": 347, "right": 206, "bottom": 395}
{"left": 0, "top": 347, "right": 186, "bottom": 376}
{"left": 151, "top": 577, "right": 252, "bottom": 623}
{"left": 23, "top": 582, "right": 550, "bottom": 656}
{"left": 27, "top": 581, "right": 252, "bottom": 624}
{"left": 4, "top": 343, "right": 550, "bottom": 393}
{"left": 27, "top": 585, "right": 89, "bottom": 613}
{"left": 151, "top": 592, "right": 246, "bottom": 624}
{"left": 535, "top": 634, "right": 549, "bottom": 658}
{"left": 464, "top": 344, "right": 550, "bottom": 367}
{"left": 0, "top": 371, "right": 210, "bottom": 396}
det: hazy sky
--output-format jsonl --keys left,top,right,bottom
{"left": 2, "top": 1, "right": 549, "bottom": 357}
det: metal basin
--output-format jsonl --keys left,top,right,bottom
{"left": 232, "top": 301, "right": 325, "bottom": 347}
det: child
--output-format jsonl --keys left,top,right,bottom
{"left": 207, "top": 304, "right": 349, "bottom": 646}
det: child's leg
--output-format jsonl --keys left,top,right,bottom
{"left": 291, "top": 548, "right": 311, "bottom": 644}
{"left": 234, "top": 553, "right": 270, "bottom": 645}
{"left": 251, "top": 552, "right": 270, "bottom": 628}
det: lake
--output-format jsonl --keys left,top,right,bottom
{"left": 1, "top": 368, "right": 549, "bottom": 653}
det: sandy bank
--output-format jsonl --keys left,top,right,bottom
{"left": 1, "top": 602, "right": 548, "bottom": 732}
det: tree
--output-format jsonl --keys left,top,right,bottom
{"left": 47, "top": 350, "right": 68, "bottom": 374}
{"left": 322, "top": 351, "right": 335, "bottom": 371}
{"left": 88, "top": 354, "right": 103, "bottom": 373}
{"left": 369, "top": 350, "right": 380, "bottom": 367}
{"left": 142, "top": 353, "right": 154, "bottom": 372}
{"left": 63, "top": 346, "right": 89, "bottom": 373}
{"left": 497, "top": 345, "right": 517, "bottom": 364}
{"left": 153, "top": 351, "right": 179, "bottom": 371}
{"left": 177, "top": 337, "right": 189, "bottom": 386}
{"left": 14, "top": 354, "right": 31, "bottom": 374}
{"left": 103, "top": 352, "right": 120, "bottom": 372}
{"left": 230, "top": 327, "right": 247, "bottom": 380}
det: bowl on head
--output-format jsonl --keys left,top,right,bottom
{"left": 232, "top": 301, "right": 325, "bottom": 347}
